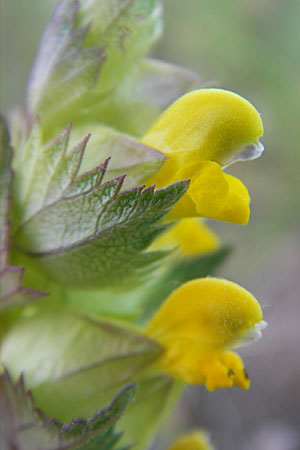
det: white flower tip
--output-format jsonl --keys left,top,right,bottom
{"left": 225, "top": 140, "right": 265, "bottom": 167}
{"left": 240, "top": 140, "right": 265, "bottom": 161}
{"left": 253, "top": 320, "right": 268, "bottom": 340}
{"left": 237, "top": 320, "right": 268, "bottom": 348}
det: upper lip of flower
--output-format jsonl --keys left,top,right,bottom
{"left": 144, "top": 277, "right": 266, "bottom": 391}
{"left": 142, "top": 88, "right": 264, "bottom": 225}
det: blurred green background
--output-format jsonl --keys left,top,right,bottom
{"left": 1, "top": 0, "right": 300, "bottom": 449}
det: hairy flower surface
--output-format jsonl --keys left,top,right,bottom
{"left": 146, "top": 278, "right": 266, "bottom": 391}
{"left": 142, "top": 89, "right": 264, "bottom": 224}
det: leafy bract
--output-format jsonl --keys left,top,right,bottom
{"left": 26, "top": 0, "right": 203, "bottom": 140}
{"left": 0, "top": 368, "right": 136, "bottom": 450}
{"left": 27, "top": 0, "right": 162, "bottom": 138}
{"left": 89, "top": 57, "right": 204, "bottom": 136}
{"left": 26, "top": 0, "right": 103, "bottom": 123}
{"left": 69, "top": 123, "right": 166, "bottom": 189}
{"left": 117, "top": 375, "right": 183, "bottom": 450}
{"left": 13, "top": 121, "right": 188, "bottom": 288}
{"left": 1, "top": 310, "right": 179, "bottom": 450}
{"left": 1, "top": 307, "right": 162, "bottom": 422}
{"left": 0, "top": 115, "right": 44, "bottom": 310}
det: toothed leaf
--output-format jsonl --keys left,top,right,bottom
{"left": 70, "top": 124, "right": 166, "bottom": 189}
{"left": 0, "top": 368, "right": 136, "bottom": 450}
{"left": 14, "top": 120, "right": 88, "bottom": 223}
{"left": 15, "top": 180, "right": 187, "bottom": 288}
{"left": 27, "top": 0, "right": 162, "bottom": 138}
{"left": 13, "top": 121, "right": 188, "bottom": 288}
{"left": 1, "top": 308, "right": 161, "bottom": 423}
{"left": 26, "top": 0, "right": 103, "bottom": 119}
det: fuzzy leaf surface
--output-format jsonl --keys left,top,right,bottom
{"left": 26, "top": 0, "right": 103, "bottom": 121}
{"left": 15, "top": 183, "right": 187, "bottom": 288}
{"left": 87, "top": 57, "right": 204, "bottom": 136}
{"left": 13, "top": 120, "right": 89, "bottom": 224}
{"left": 27, "top": 0, "right": 162, "bottom": 138}
{"left": 70, "top": 124, "right": 166, "bottom": 189}
{"left": 13, "top": 122, "right": 188, "bottom": 288}
{"left": 0, "top": 368, "right": 136, "bottom": 450}
{"left": 1, "top": 308, "right": 162, "bottom": 422}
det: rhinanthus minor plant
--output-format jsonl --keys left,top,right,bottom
{"left": 0, "top": 1, "right": 267, "bottom": 449}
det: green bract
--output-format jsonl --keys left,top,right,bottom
{"left": 12, "top": 119, "right": 188, "bottom": 288}
{"left": 1, "top": 307, "right": 182, "bottom": 449}
{"left": 0, "top": 368, "right": 136, "bottom": 450}
{"left": 27, "top": 0, "right": 162, "bottom": 138}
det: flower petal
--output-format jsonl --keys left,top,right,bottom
{"left": 199, "top": 351, "right": 250, "bottom": 391}
{"left": 146, "top": 278, "right": 264, "bottom": 389}
{"left": 168, "top": 430, "right": 213, "bottom": 450}
{"left": 173, "top": 351, "right": 249, "bottom": 390}
{"left": 184, "top": 161, "right": 229, "bottom": 218}
{"left": 151, "top": 218, "right": 220, "bottom": 257}
{"left": 212, "top": 174, "right": 250, "bottom": 225}
{"left": 168, "top": 161, "right": 250, "bottom": 224}
{"left": 142, "top": 88, "right": 263, "bottom": 166}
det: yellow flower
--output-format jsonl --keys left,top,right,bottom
{"left": 142, "top": 89, "right": 264, "bottom": 224}
{"left": 168, "top": 430, "right": 213, "bottom": 450}
{"left": 152, "top": 218, "right": 220, "bottom": 257}
{"left": 145, "top": 278, "right": 266, "bottom": 391}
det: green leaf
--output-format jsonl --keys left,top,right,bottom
{"left": 69, "top": 124, "right": 166, "bottom": 189}
{"left": 0, "top": 368, "right": 136, "bottom": 450}
{"left": 116, "top": 375, "right": 183, "bottom": 450}
{"left": 78, "top": 0, "right": 162, "bottom": 89}
{"left": 13, "top": 120, "right": 88, "bottom": 224}
{"left": 139, "top": 247, "right": 231, "bottom": 323}
{"left": 26, "top": 0, "right": 103, "bottom": 121}
{"left": 15, "top": 183, "right": 186, "bottom": 288}
{"left": 0, "top": 310, "right": 182, "bottom": 450}
{"left": 1, "top": 307, "right": 161, "bottom": 423}
{"left": 27, "top": 0, "right": 162, "bottom": 138}
{"left": 86, "top": 57, "right": 204, "bottom": 137}
{"left": 0, "top": 115, "right": 45, "bottom": 310}
{"left": 13, "top": 122, "right": 188, "bottom": 288}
